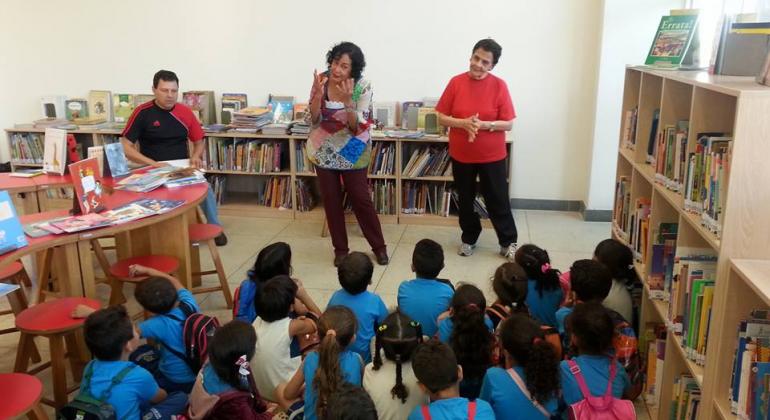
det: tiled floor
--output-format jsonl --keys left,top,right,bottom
{"left": 0, "top": 210, "right": 650, "bottom": 419}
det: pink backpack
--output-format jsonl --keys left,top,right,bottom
{"left": 567, "top": 359, "right": 636, "bottom": 420}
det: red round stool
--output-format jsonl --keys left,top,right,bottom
{"left": 107, "top": 255, "right": 180, "bottom": 305}
{"left": 189, "top": 224, "right": 233, "bottom": 309}
{"left": 15, "top": 297, "right": 100, "bottom": 409}
{"left": 0, "top": 373, "right": 47, "bottom": 419}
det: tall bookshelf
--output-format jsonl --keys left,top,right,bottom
{"left": 612, "top": 67, "right": 770, "bottom": 420}
{"left": 5, "top": 127, "right": 513, "bottom": 227}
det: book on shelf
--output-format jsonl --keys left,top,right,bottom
{"left": 294, "top": 141, "right": 314, "bottom": 174}
{"left": 402, "top": 145, "right": 452, "bottom": 177}
{"left": 401, "top": 101, "right": 423, "bottom": 130}
{"left": 268, "top": 94, "right": 294, "bottom": 124}
{"left": 65, "top": 98, "right": 88, "bottom": 121}
{"left": 221, "top": 93, "right": 248, "bottom": 125}
{"left": 208, "top": 175, "right": 227, "bottom": 205}
{"left": 613, "top": 176, "right": 631, "bottom": 240}
{"left": 401, "top": 181, "right": 457, "bottom": 217}
{"left": 683, "top": 133, "right": 733, "bottom": 238}
{"left": 206, "top": 138, "right": 286, "bottom": 173}
{"left": 0, "top": 191, "right": 28, "bottom": 255}
{"left": 88, "top": 90, "right": 113, "bottom": 122}
{"left": 622, "top": 106, "right": 638, "bottom": 149}
{"left": 645, "top": 13, "right": 700, "bottom": 68}
{"left": 131, "top": 94, "right": 153, "bottom": 108}
{"left": 627, "top": 197, "right": 651, "bottom": 261}
{"left": 372, "top": 101, "right": 398, "bottom": 129}
{"left": 182, "top": 91, "right": 216, "bottom": 125}
{"left": 261, "top": 123, "right": 290, "bottom": 136}
{"left": 670, "top": 374, "right": 701, "bottom": 419}
{"left": 368, "top": 142, "right": 396, "bottom": 176}
{"left": 87, "top": 146, "right": 105, "bottom": 176}
{"left": 730, "top": 310, "right": 770, "bottom": 417}
{"left": 43, "top": 128, "right": 67, "bottom": 175}
{"left": 417, "top": 107, "right": 443, "bottom": 135}
{"left": 370, "top": 179, "right": 396, "bottom": 215}
{"left": 33, "top": 118, "right": 72, "bottom": 129}
{"left": 648, "top": 223, "right": 678, "bottom": 300}
{"left": 9, "top": 132, "right": 44, "bottom": 165}
{"left": 113, "top": 94, "right": 135, "bottom": 125}
{"left": 69, "top": 157, "right": 107, "bottom": 214}
{"left": 295, "top": 178, "right": 318, "bottom": 212}
{"left": 653, "top": 120, "right": 688, "bottom": 192}
{"left": 40, "top": 95, "right": 66, "bottom": 119}
{"left": 262, "top": 176, "right": 292, "bottom": 209}
{"left": 642, "top": 322, "right": 667, "bottom": 408}
{"left": 645, "top": 109, "right": 660, "bottom": 164}
{"left": 104, "top": 142, "right": 130, "bottom": 178}
{"left": 231, "top": 107, "right": 272, "bottom": 132}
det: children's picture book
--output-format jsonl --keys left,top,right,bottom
{"left": 88, "top": 90, "right": 113, "bottom": 122}
{"left": 132, "top": 198, "right": 185, "bottom": 214}
{"left": 221, "top": 93, "right": 248, "bottom": 125}
{"left": 87, "top": 146, "right": 105, "bottom": 176}
{"left": 268, "top": 95, "right": 295, "bottom": 124}
{"left": 49, "top": 213, "right": 111, "bottom": 233}
{"left": 69, "top": 157, "right": 107, "bottom": 214}
{"left": 40, "top": 95, "right": 66, "bottom": 119}
{"left": 65, "top": 98, "right": 88, "bottom": 121}
{"left": 182, "top": 91, "right": 216, "bottom": 125}
{"left": 104, "top": 142, "right": 130, "bottom": 178}
{"left": 0, "top": 191, "right": 27, "bottom": 254}
{"left": 645, "top": 14, "right": 700, "bottom": 67}
{"left": 102, "top": 202, "right": 156, "bottom": 225}
{"left": 43, "top": 128, "right": 67, "bottom": 175}
{"left": 114, "top": 171, "right": 167, "bottom": 193}
{"left": 133, "top": 94, "right": 154, "bottom": 108}
{"left": 113, "top": 94, "right": 135, "bottom": 124}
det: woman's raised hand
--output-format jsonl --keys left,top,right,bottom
{"left": 336, "top": 78, "right": 355, "bottom": 107}
{"left": 311, "top": 69, "right": 328, "bottom": 102}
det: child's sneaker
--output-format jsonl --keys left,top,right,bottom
{"left": 500, "top": 243, "right": 518, "bottom": 261}
{"left": 458, "top": 243, "right": 476, "bottom": 256}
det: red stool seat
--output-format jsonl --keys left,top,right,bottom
{"left": 0, "top": 373, "right": 44, "bottom": 418}
{"left": 15, "top": 297, "right": 100, "bottom": 334}
{"left": 0, "top": 261, "right": 24, "bottom": 280}
{"left": 109, "top": 255, "right": 180, "bottom": 282}
{"left": 189, "top": 223, "right": 223, "bottom": 243}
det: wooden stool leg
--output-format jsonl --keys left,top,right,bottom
{"left": 19, "top": 266, "right": 32, "bottom": 288}
{"left": 90, "top": 239, "right": 113, "bottom": 281}
{"left": 108, "top": 278, "right": 126, "bottom": 305}
{"left": 14, "top": 332, "right": 34, "bottom": 372}
{"left": 196, "top": 207, "right": 207, "bottom": 224}
{"left": 28, "top": 404, "right": 49, "bottom": 420}
{"left": 36, "top": 248, "right": 54, "bottom": 304}
{"left": 206, "top": 239, "right": 233, "bottom": 308}
{"left": 49, "top": 335, "right": 69, "bottom": 408}
{"left": 7, "top": 289, "right": 42, "bottom": 364}
{"left": 65, "top": 332, "right": 87, "bottom": 382}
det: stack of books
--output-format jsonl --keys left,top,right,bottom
{"left": 261, "top": 123, "right": 290, "bottom": 136}
{"left": 231, "top": 107, "right": 272, "bottom": 132}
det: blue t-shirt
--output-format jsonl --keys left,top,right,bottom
{"left": 303, "top": 350, "right": 364, "bottom": 420}
{"left": 526, "top": 280, "right": 563, "bottom": 327}
{"left": 327, "top": 289, "right": 388, "bottom": 364}
{"left": 560, "top": 355, "right": 631, "bottom": 405}
{"left": 480, "top": 366, "right": 559, "bottom": 419}
{"left": 398, "top": 278, "right": 454, "bottom": 338}
{"left": 235, "top": 278, "right": 259, "bottom": 323}
{"left": 437, "top": 316, "right": 494, "bottom": 343}
{"left": 407, "top": 397, "right": 495, "bottom": 420}
{"left": 555, "top": 306, "right": 573, "bottom": 335}
{"left": 83, "top": 360, "right": 159, "bottom": 420}
{"left": 139, "top": 288, "right": 201, "bottom": 384}
{"left": 202, "top": 363, "right": 235, "bottom": 395}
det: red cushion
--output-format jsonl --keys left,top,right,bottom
{"left": 0, "top": 373, "right": 43, "bottom": 417}
{"left": 109, "top": 255, "right": 180, "bottom": 281}
{"left": 15, "top": 297, "right": 100, "bottom": 334}
{"left": 0, "top": 261, "right": 23, "bottom": 280}
{"left": 188, "top": 223, "right": 223, "bottom": 243}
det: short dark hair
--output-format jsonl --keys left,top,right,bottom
{"left": 209, "top": 320, "right": 257, "bottom": 391}
{"left": 473, "top": 38, "right": 502, "bottom": 66}
{"left": 325, "top": 382, "right": 378, "bottom": 420}
{"left": 337, "top": 252, "right": 373, "bottom": 295}
{"left": 153, "top": 70, "right": 179, "bottom": 88}
{"left": 412, "top": 339, "right": 459, "bottom": 394}
{"left": 326, "top": 42, "right": 366, "bottom": 81}
{"left": 412, "top": 239, "right": 444, "bottom": 279}
{"left": 569, "top": 302, "right": 615, "bottom": 355}
{"left": 84, "top": 305, "right": 134, "bottom": 361}
{"left": 135, "top": 277, "right": 178, "bottom": 314}
{"left": 570, "top": 259, "right": 613, "bottom": 302}
{"left": 249, "top": 242, "right": 292, "bottom": 284}
{"left": 256, "top": 275, "right": 297, "bottom": 322}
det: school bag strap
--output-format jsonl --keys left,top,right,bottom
{"left": 420, "top": 404, "right": 432, "bottom": 420}
{"left": 507, "top": 368, "right": 551, "bottom": 418}
{"left": 567, "top": 358, "right": 617, "bottom": 400}
{"left": 419, "top": 400, "right": 476, "bottom": 420}
{"left": 80, "top": 361, "right": 136, "bottom": 402}
{"left": 485, "top": 303, "right": 509, "bottom": 322}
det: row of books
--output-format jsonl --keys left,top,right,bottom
{"left": 370, "top": 180, "right": 397, "bottom": 215}
{"left": 209, "top": 175, "right": 227, "bottom": 205}
{"left": 613, "top": 176, "right": 631, "bottom": 240}
{"left": 9, "top": 132, "right": 44, "bottom": 164}
{"left": 621, "top": 106, "right": 639, "bottom": 149}
{"left": 642, "top": 322, "right": 667, "bottom": 408}
{"left": 402, "top": 181, "right": 454, "bottom": 216}
{"left": 206, "top": 175, "right": 292, "bottom": 209}
{"left": 653, "top": 121, "right": 689, "bottom": 192}
{"left": 648, "top": 223, "right": 678, "bottom": 300}
{"left": 620, "top": 197, "right": 650, "bottom": 262}
{"left": 204, "top": 138, "right": 287, "bottom": 173}
{"left": 295, "top": 178, "right": 317, "bottom": 212}
{"left": 369, "top": 142, "right": 396, "bottom": 176}
{"left": 295, "top": 142, "right": 314, "bottom": 174}
{"left": 730, "top": 310, "right": 770, "bottom": 419}
{"left": 402, "top": 145, "right": 452, "bottom": 178}
{"left": 683, "top": 134, "right": 732, "bottom": 238}
{"left": 670, "top": 374, "right": 701, "bottom": 420}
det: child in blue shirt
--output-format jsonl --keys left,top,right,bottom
{"left": 284, "top": 306, "right": 365, "bottom": 420}
{"left": 560, "top": 302, "right": 632, "bottom": 405}
{"left": 131, "top": 264, "right": 202, "bottom": 393}
{"left": 326, "top": 382, "right": 378, "bottom": 420}
{"left": 235, "top": 241, "right": 293, "bottom": 323}
{"left": 327, "top": 252, "right": 388, "bottom": 363}
{"left": 398, "top": 239, "right": 455, "bottom": 337}
{"left": 480, "top": 314, "right": 560, "bottom": 419}
{"left": 74, "top": 305, "right": 187, "bottom": 420}
{"left": 555, "top": 259, "right": 614, "bottom": 336}
{"left": 436, "top": 284, "right": 494, "bottom": 399}
{"left": 408, "top": 340, "right": 495, "bottom": 420}
{"left": 516, "top": 244, "right": 563, "bottom": 327}
{"left": 486, "top": 262, "right": 530, "bottom": 329}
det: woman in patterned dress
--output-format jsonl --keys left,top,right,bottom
{"left": 306, "top": 41, "right": 388, "bottom": 267}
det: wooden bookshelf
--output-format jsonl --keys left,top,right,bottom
{"left": 612, "top": 67, "right": 770, "bottom": 420}
{"left": 6, "top": 127, "right": 514, "bottom": 227}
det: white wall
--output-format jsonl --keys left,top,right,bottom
{"left": 0, "top": 0, "right": 604, "bottom": 202}
{"left": 585, "top": 0, "right": 684, "bottom": 211}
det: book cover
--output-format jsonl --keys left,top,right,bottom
{"left": 0, "top": 191, "right": 28, "bottom": 254}
{"left": 65, "top": 98, "right": 88, "bottom": 120}
{"left": 132, "top": 198, "right": 185, "bottom": 214}
{"left": 87, "top": 146, "right": 104, "bottom": 176}
{"left": 104, "top": 142, "right": 130, "bottom": 178}
{"left": 40, "top": 95, "right": 67, "bottom": 119}
{"left": 43, "top": 128, "right": 67, "bottom": 175}
{"left": 753, "top": 362, "right": 770, "bottom": 419}
{"left": 113, "top": 94, "right": 135, "bottom": 124}
{"left": 49, "top": 213, "right": 111, "bottom": 233}
{"left": 88, "top": 90, "right": 112, "bottom": 122}
{"left": 133, "top": 94, "right": 154, "bottom": 108}
{"left": 183, "top": 91, "right": 216, "bottom": 124}
{"left": 102, "top": 202, "right": 155, "bottom": 225}
{"left": 268, "top": 94, "right": 295, "bottom": 124}
{"left": 646, "top": 14, "right": 700, "bottom": 67}
{"left": 69, "top": 157, "right": 106, "bottom": 214}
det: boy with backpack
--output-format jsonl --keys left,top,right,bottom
{"left": 62, "top": 305, "right": 187, "bottom": 420}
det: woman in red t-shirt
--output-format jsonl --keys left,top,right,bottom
{"left": 435, "top": 38, "right": 519, "bottom": 260}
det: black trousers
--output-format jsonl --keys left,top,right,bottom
{"left": 452, "top": 158, "right": 518, "bottom": 247}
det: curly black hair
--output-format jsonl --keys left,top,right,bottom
{"left": 326, "top": 41, "right": 366, "bottom": 81}
{"left": 449, "top": 284, "right": 492, "bottom": 388}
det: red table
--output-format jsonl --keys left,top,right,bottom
{"left": 0, "top": 173, "right": 40, "bottom": 215}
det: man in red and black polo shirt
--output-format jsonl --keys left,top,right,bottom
{"left": 120, "top": 69, "right": 227, "bottom": 245}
